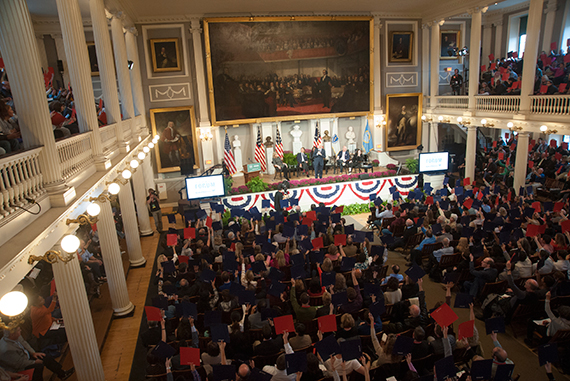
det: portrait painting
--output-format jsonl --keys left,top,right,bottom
{"left": 441, "top": 31, "right": 460, "bottom": 59}
{"left": 149, "top": 106, "right": 199, "bottom": 173}
{"left": 150, "top": 38, "right": 182, "bottom": 73}
{"left": 204, "top": 17, "right": 373, "bottom": 125}
{"left": 86, "top": 42, "right": 99, "bottom": 76}
{"left": 389, "top": 32, "right": 413, "bottom": 63}
{"left": 385, "top": 93, "right": 422, "bottom": 152}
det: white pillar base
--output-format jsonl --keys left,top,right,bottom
{"left": 113, "top": 301, "right": 135, "bottom": 317}
{"left": 47, "top": 186, "right": 76, "bottom": 207}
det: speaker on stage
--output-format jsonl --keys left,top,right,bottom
{"left": 359, "top": 173, "right": 369, "bottom": 180}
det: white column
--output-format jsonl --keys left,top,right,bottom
{"left": 53, "top": 35, "right": 71, "bottom": 88}
{"left": 428, "top": 122, "right": 439, "bottom": 152}
{"left": 430, "top": 21, "right": 441, "bottom": 98}
{"left": 55, "top": 0, "right": 106, "bottom": 164}
{"left": 494, "top": 21, "right": 504, "bottom": 61}
{"left": 111, "top": 15, "right": 135, "bottom": 126}
{"left": 514, "top": 132, "right": 530, "bottom": 194}
{"left": 465, "top": 126, "right": 477, "bottom": 183}
{"left": 142, "top": 153, "right": 155, "bottom": 193}
{"left": 35, "top": 33, "right": 48, "bottom": 72}
{"left": 97, "top": 196, "right": 134, "bottom": 316}
{"left": 421, "top": 24, "right": 430, "bottom": 97}
{"left": 541, "top": 0, "right": 557, "bottom": 53}
{"left": 190, "top": 18, "right": 211, "bottom": 127}
{"left": 481, "top": 23, "right": 493, "bottom": 68}
{"left": 468, "top": 9, "right": 483, "bottom": 110}
{"left": 373, "top": 16, "right": 382, "bottom": 111}
{"left": 0, "top": 0, "right": 72, "bottom": 206}
{"left": 132, "top": 167, "right": 153, "bottom": 236}
{"left": 125, "top": 29, "right": 145, "bottom": 118}
{"left": 52, "top": 257, "right": 106, "bottom": 381}
{"left": 118, "top": 180, "right": 146, "bottom": 266}
{"left": 520, "top": 0, "right": 545, "bottom": 112}
{"left": 89, "top": 0, "right": 124, "bottom": 148}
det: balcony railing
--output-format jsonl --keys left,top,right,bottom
{"left": 100, "top": 123, "right": 117, "bottom": 151}
{"left": 56, "top": 132, "right": 94, "bottom": 180}
{"left": 530, "top": 95, "right": 570, "bottom": 116}
{"left": 475, "top": 96, "right": 520, "bottom": 113}
{"left": 0, "top": 147, "right": 44, "bottom": 219}
{"left": 435, "top": 96, "right": 469, "bottom": 109}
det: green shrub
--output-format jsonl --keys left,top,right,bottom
{"left": 283, "top": 153, "right": 297, "bottom": 167}
{"left": 246, "top": 176, "right": 268, "bottom": 193}
{"left": 406, "top": 158, "right": 419, "bottom": 174}
{"left": 341, "top": 203, "right": 372, "bottom": 216}
{"left": 224, "top": 175, "right": 233, "bottom": 195}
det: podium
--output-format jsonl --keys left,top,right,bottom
{"left": 243, "top": 163, "right": 262, "bottom": 183}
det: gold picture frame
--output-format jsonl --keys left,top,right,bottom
{"left": 440, "top": 30, "right": 461, "bottom": 60}
{"left": 385, "top": 93, "right": 422, "bottom": 152}
{"left": 388, "top": 31, "right": 413, "bottom": 63}
{"left": 203, "top": 16, "right": 374, "bottom": 126}
{"left": 150, "top": 38, "right": 182, "bottom": 73}
{"left": 149, "top": 106, "right": 199, "bottom": 173}
{"left": 86, "top": 42, "right": 99, "bottom": 76}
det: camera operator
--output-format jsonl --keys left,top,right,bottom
{"left": 450, "top": 69, "right": 463, "bottom": 95}
{"left": 147, "top": 188, "right": 163, "bottom": 233}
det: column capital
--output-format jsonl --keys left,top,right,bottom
{"left": 111, "top": 11, "right": 126, "bottom": 21}
{"left": 494, "top": 20, "right": 504, "bottom": 27}
{"left": 126, "top": 26, "right": 138, "bottom": 36}
{"left": 50, "top": 32, "right": 63, "bottom": 39}
{"left": 35, "top": 32, "right": 44, "bottom": 40}
{"left": 427, "top": 20, "right": 444, "bottom": 28}
{"left": 421, "top": 23, "right": 429, "bottom": 30}
{"left": 189, "top": 25, "right": 202, "bottom": 34}
{"left": 374, "top": 20, "right": 383, "bottom": 29}
{"left": 482, "top": 22, "right": 493, "bottom": 29}
{"left": 467, "top": 6, "right": 487, "bottom": 15}
{"left": 544, "top": 0, "right": 557, "bottom": 14}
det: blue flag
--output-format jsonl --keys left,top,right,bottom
{"left": 363, "top": 120, "right": 373, "bottom": 153}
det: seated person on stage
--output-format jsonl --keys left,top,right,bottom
{"left": 296, "top": 147, "right": 309, "bottom": 176}
{"left": 350, "top": 148, "right": 365, "bottom": 172}
{"left": 337, "top": 146, "right": 350, "bottom": 172}
{"left": 272, "top": 152, "right": 290, "bottom": 180}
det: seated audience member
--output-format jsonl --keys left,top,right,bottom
{"left": 408, "top": 230, "right": 436, "bottom": 266}
{"left": 290, "top": 280, "right": 317, "bottom": 323}
{"left": 382, "top": 265, "right": 403, "bottom": 285}
{"left": 289, "top": 323, "right": 311, "bottom": 350}
{"left": 31, "top": 293, "right": 67, "bottom": 349}
{"left": 49, "top": 101, "right": 79, "bottom": 136}
{"left": 336, "top": 313, "right": 358, "bottom": 341}
{"left": 464, "top": 254, "right": 497, "bottom": 297}
{"left": 490, "top": 332, "right": 514, "bottom": 378}
{"left": 425, "top": 238, "right": 454, "bottom": 277}
{"left": 526, "top": 291, "right": 570, "bottom": 346}
{"left": 0, "top": 100, "right": 21, "bottom": 154}
{"left": 428, "top": 324, "right": 456, "bottom": 355}
{"left": 339, "top": 269, "right": 363, "bottom": 314}
{"left": 383, "top": 277, "right": 402, "bottom": 305}
{"left": 253, "top": 324, "right": 283, "bottom": 356}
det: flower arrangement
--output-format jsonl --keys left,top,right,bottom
{"left": 372, "top": 159, "right": 380, "bottom": 166}
{"left": 386, "top": 163, "right": 398, "bottom": 170}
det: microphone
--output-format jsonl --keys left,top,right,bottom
{"left": 248, "top": 157, "right": 253, "bottom": 163}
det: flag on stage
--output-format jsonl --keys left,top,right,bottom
{"left": 275, "top": 125, "right": 284, "bottom": 159}
{"left": 255, "top": 126, "right": 267, "bottom": 171}
{"left": 313, "top": 122, "right": 322, "bottom": 149}
{"left": 363, "top": 120, "right": 373, "bottom": 153}
{"left": 224, "top": 130, "right": 237, "bottom": 175}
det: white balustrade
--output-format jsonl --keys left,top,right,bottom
{"left": 0, "top": 148, "right": 44, "bottom": 218}
{"left": 475, "top": 96, "right": 520, "bottom": 113}
{"left": 100, "top": 123, "right": 118, "bottom": 150}
{"left": 56, "top": 132, "right": 94, "bottom": 180}
{"left": 434, "top": 96, "right": 469, "bottom": 109}
{"left": 122, "top": 120, "right": 132, "bottom": 139}
{"left": 530, "top": 95, "right": 570, "bottom": 116}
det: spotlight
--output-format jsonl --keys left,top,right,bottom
{"left": 138, "top": 152, "right": 146, "bottom": 160}
{"left": 86, "top": 203, "right": 101, "bottom": 217}
{"left": 122, "top": 169, "right": 132, "bottom": 179}
{"left": 108, "top": 182, "right": 121, "bottom": 195}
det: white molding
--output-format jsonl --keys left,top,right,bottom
{"left": 384, "top": 20, "right": 419, "bottom": 68}
{"left": 149, "top": 83, "right": 192, "bottom": 102}
{"left": 485, "top": 1, "right": 530, "bottom": 19}
{"left": 385, "top": 72, "right": 418, "bottom": 87}
{"left": 141, "top": 24, "right": 190, "bottom": 80}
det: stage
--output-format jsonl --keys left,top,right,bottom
{"left": 222, "top": 173, "right": 444, "bottom": 211}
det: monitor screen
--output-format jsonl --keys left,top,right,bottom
{"left": 419, "top": 152, "right": 449, "bottom": 173}
{"left": 185, "top": 174, "right": 225, "bottom": 200}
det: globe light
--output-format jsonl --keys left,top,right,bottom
{"left": 154, "top": 134, "right": 159, "bottom": 140}
{"left": 540, "top": 125, "right": 548, "bottom": 132}
{"left": 61, "top": 234, "right": 81, "bottom": 253}
{"left": 457, "top": 117, "right": 463, "bottom": 123}
{"left": 138, "top": 152, "right": 146, "bottom": 160}
{"left": 108, "top": 182, "right": 121, "bottom": 195}
{"left": 152, "top": 138, "right": 159, "bottom": 144}
{"left": 122, "top": 169, "right": 132, "bottom": 179}
{"left": 0, "top": 291, "right": 28, "bottom": 316}
{"left": 481, "top": 119, "right": 487, "bottom": 125}
{"left": 507, "top": 122, "right": 514, "bottom": 128}
{"left": 130, "top": 159, "right": 139, "bottom": 169}
{"left": 421, "top": 115, "right": 426, "bottom": 121}
{"left": 148, "top": 142, "right": 155, "bottom": 148}
{"left": 438, "top": 116, "right": 443, "bottom": 121}
{"left": 143, "top": 147, "right": 150, "bottom": 153}
{"left": 86, "top": 203, "right": 101, "bottom": 217}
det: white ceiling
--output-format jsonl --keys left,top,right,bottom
{"left": 25, "top": 0, "right": 528, "bottom": 22}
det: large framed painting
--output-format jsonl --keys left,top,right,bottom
{"left": 389, "top": 32, "right": 413, "bottom": 63}
{"left": 203, "top": 17, "right": 373, "bottom": 126}
{"left": 440, "top": 31, "right": 460, "bottom": 59}
{"left": 150, "top": 38, "right": 182, "bottom": 73}
{"left": 149, "top": 106, "right": 199, "bottom": 173}
{"left": 86, "top": 42, "right": 99, "bottom": 76}
{"left": 385, "top": 93, "right": 422, "bottom": 152}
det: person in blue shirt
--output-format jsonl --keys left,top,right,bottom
{"left": 381, "top": 265, "right": 404, "bottom": 285}
{"left": 408, "top": 230, "right": 436, "bottom": 266}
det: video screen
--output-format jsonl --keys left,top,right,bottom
{"left": 419, "top": 152, "right": 449, "bottom": 173}
{"left": 185, "top": 174, "right": 225, "bottom": 200}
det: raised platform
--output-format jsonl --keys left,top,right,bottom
{"left": 222, "top": 173, "right": 444, "bottom": 210}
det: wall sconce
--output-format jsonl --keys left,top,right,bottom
{"left": 65, "top": 213, "right": 98, "bottom": 226}
{"left": 421, "top": 115, "right": 433, "bottom": 122}
{"left": 0, "top": 291, "right": 28, "bottom": 330}
{"left": 480, "top": 119, "right": 494, "bottom": 127}
{"left": 28, "top": 235, "right": 80, "bottom": 265}
{"left": 143, "top": 147, "right": 150, "bottom": 153}
{"left": 89, "top": 192, "right": 117, "bottom": 204}
{"left": 199, "top": 128, "right": 213, "bottom": 142}
{"left": 457, "top": 117, "right": 470, "bottom": 126}
{"left": 117, "top": 168, "right": 134, "bottom": 179}
{"left": 374, "top": 115, "right": 387, "bottom": 128}
{"left": 507, "top": 122, "right": 523, "bottom": 132}
{"left": 540, "top": 125, "right": 558, "bottom": 134}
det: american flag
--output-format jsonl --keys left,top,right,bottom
{"left": 275, "top": 125, "right": 284, "bottom": 159}
{"left": 224, "top": 130, "right": 237, "bottom": 175}
{"left": 313, "top": 122, "right": 322, "bottom": 149}
{"left": 255, "top": 126, "right": 267, "bottom": 171}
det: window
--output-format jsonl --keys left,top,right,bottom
{"left": 518, "top": 16, "right": 528, "bottom": 54}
